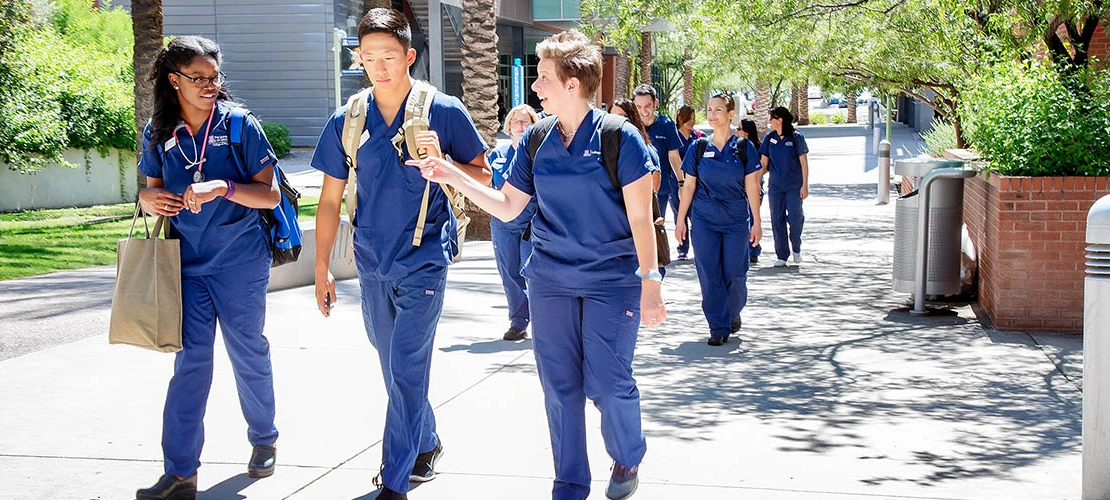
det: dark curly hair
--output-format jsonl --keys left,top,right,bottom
{"left": 146, "top": 36, "right": 235, "bottom": 148}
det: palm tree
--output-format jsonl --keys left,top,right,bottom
{"left": 754, "top": 81, "right": 771, "bottom": 138}
{"left": 789, "top": 82, "right": 801, "bottom": 119}
{"left": 459, "top": 0, "right": 499, "bottom": 240}
{"left": 363, "top": 0, "right": 390, "bottom": 11}
{"left": 639, "top": 31, "right": 652, "bottom": 85}
{"left": 797, "top": 79, "right": 810, "bottom": 125}
{"left": 131, "top": 0, "right": 162, "bottom": 193}
{"left": 682, "top": 53, "right": 693, "bottom": 106}
{"left": 614, "top": 48, "right": 630, "bottom": 100}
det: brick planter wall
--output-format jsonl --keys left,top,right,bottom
{"left": 962, "top": 172, "right": 1110, "bottom": 333}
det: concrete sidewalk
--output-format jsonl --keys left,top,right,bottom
{"left": 0, "top": 125, "right": 1083, "bottom": 500}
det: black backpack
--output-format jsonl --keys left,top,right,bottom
{"left": 525, "top": 114, "right": 672, "bottom": 266}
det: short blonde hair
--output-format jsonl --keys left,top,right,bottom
{"left": 535, "top": 30, "right": 602, "bottom": 98}
{"left": 502, "top": 104, "right": 540, "bottom": 134}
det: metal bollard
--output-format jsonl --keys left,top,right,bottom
{"left": 873, "top": 123, "right": 881, "bottom": 155}
{"left": 1083, "top": 194, "right": 1110, "bottom": 499}
{"left": 910, "top": 166, "right": 977, "bottom": 316}
{"left": 878, "top": 140, "right": 891, "bottom": 204}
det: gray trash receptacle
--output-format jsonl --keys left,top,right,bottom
{"left": 892, "top": 157, "right": 967, "bottom": 296}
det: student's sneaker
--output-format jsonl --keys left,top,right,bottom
{"left": 730, "top": 314, "right": 742, "bottom": 334}
{"left": 376, "top": 487, "right": 408, "bottom": 500}
{"left": 707, "top": 334, "right": 726, "bottom": 347}
{"left": 677, "top": 252, "right": 688, "bottom": 260}
{"left": 410, "top": 441, "right": 444, "bottom": 482}
{"left": 793, "top": 252, "right": 803, "bottom": 264}
{"left": 502, "top": 327, "right": 527, "bottom": 341}
{"left": 773, "top": 259, "right": 788, "bottom": 268}
{"left": 749, "top": 254, "right": 759, "bottom": 264}
{"left": 605, "top": 464, "right": 639, "bottom": 499}
{"left": 136, "top": 474, "right": 197, "bottom": 500}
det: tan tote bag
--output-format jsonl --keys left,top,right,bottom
{"left": 108, "top": 204, "right": 183, "bottom": 353}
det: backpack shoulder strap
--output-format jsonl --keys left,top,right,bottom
{"left": 693, "top": 137, "right": 709, "bottom": 177}
{"left": 527, "top": 116, "right": 558, "bottom": 163}
{"left": 226, "top": 106, "right": 252, "bottom": 181}
{"left": 341, "top": 88, "right": 371, "bottom": 226}
{"left": 735, "top": 136, "right": 748, "bottom": 165}
{"left": 599, "top": 114, "right": 626, "bottom": 192}
{"left": 403, "top": 80, "right": 437, "bottom": 160}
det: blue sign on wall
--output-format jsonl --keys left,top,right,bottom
{"left": 511, "top": 58, "right": 524, "bottom": 107}
{"left": 341, "top": 37, "right": 363, "bottom": 77}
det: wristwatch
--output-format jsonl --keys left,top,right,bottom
{"left": 637, "top": 269, "right": 664, "bottom": 282}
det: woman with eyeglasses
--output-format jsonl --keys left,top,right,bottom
{"left": 487, "top": 104, "right": 540, "bottom": 341}
{"left": 760, "top": 107, "right": 810, "bottom": 267}
{"left": 675, "top": 92, "right": 763, "bottom": 346}
{"left": 134, "top": 36, "right": 283, "bottom": 500}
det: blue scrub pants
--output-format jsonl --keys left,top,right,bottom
{"left": 528, "top": 281, "right": 647, "bottom": 500}
{"left": 163, "top": 259, "right": 278, "bottom": 478}
{"left": 768, "top": 186, "right": 805, "bottom": 261}
{"left": 357, "top": 265, "right": 445, "bottom": 494}
{"left": 691, "top": 224, "right": 751, "bottom": 338}
{"left": 491, "top": 223, "right": 531, "bottom": 330}
{"left": 658, "top": 180, "right": 690, "bottom": 256}
{"left": 747, "top": 200, "right": 762, "bottom": 259}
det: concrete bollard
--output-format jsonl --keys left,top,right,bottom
{"left": 873, "top": 123, "right": 881, "bottom": 155}
{"left": 878, "top": 140, "right": 891, "bottom": 204}
{"left": 1083, "top": 194, "right": 1110, "bottom": 499}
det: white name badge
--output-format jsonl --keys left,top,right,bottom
{"left": 163, "top": 137, "right": 178, "bottom": 151}
{"left": 703, "top": 151, "right": 716, "bottom": 158}
{"left": 770, "top": 139, "right": 779, "bottom": 145}
{"left": 358, "top": 130, "right": 370, "bottom": 148}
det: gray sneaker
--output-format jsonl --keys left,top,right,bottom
{"left": 605, "top": 464, "right": 639, "bottom": 499}
{"left": 502, "top": 327, "right": 527, "bottom": 341}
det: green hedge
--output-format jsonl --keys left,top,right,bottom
{"left": 261, "top": 121, "right": 291, "bottom": 159}
{"left": 0, "top": 0, "right": 134, "bottom": 173}
{"left": 960, "top": 61, "right": 1110, "bottom": 176}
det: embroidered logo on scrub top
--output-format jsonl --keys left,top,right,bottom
{"left": 785, "top": 142, "right": 794, "bottom": 146}
{"left": 582, "top": 149, "right": 601, "bottom": 157}
{"left": 425, "top": 289, "right": 436, "bottom": 296}
{"left": 207, "top": 135, "right": 229, "bottom": 148}
{"left": 625, "top": 310, "right": 635, "bottom": 317}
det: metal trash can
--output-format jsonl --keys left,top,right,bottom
{"left": 892, "top": 157, "right": 967, "bottom": 296}
{"left": 1083, "top": 195, "right": 1110, "bottom": 500}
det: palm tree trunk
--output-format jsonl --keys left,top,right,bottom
{"left": 639, "top": 31, "right": 652, "bottom": 85}
{"left": 363, "top": 0, "right": 390, "bottom": 11}
{"left": 789, "top": 82, "right": 801, "bottom": 119}
{"left": 846, "top": 90, "right": 857, "bottom": 123}
{"left": 682, "top": 54, "right": 694, "bottom": 106}
{"left": 459, "top": 0, "right": 499, "bottom": 240}
{"left": 614, "top": 48, "right": 630, "bottom": 100}
{"left": 131, "top": 0, "right": 163, "bottom": 194}
{"left": 797, "top": 79, "right": 810, "bottom": 125}
{"left": 754, "top": 81, "right": 771, "bottom": 138}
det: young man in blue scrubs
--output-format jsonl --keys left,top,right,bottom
{"left": 759, "top": 107, "right": 810, "bottom": 267}
{"left": 675, "top": 93, "right": 763, "bottom": 346}
{"left": 309, "top": 9, "right": 490, "bottom": 500}
{"left": 407, "top": 30, "right": 666, "bottom": 500}
{"left": 633, "top": 84, "right": 688, "bottom": 259}
{"left": 135, "top": 36, "right": 282, "bottom": 500}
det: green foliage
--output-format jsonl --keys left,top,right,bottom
{"left": 809, "top": 113, "right": 829, "bottom": 125}
{"left": 261, "top": 121, "right": 292, "bottom": 159}
{"left": 0, "top": 0, "right": 134, "bottom": 173}
{"left": 830, "top": 112, "right": 846, "bottom": 124}
{"left": 920, "top": 117, "right": 958, "bottom": 157}
{"left": 960, "top": 61, "right": 1110, "bottom": 176}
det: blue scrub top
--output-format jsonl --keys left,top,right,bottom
{"left": 646, "top": 115, "right": 682, "bottom": 187}
{"left": 311, "top": 89, "right": 488, "bottom": 280}
{"left": 758, "top": 130, "right": 809, "bottom": 190}
{"left": 487, "top": 142, "right": 536, "bottom": 230}
{"left": 681, "top": 135, "right": 761, "bottom": 231}
{"left": 138, "top": 101, "right": 276, "bottom": 277}
{"left": 677, "top": 129, "right": 703, "bottom": 161}
{"left": 506, "top": 109, "right": 656, "bottom": 288}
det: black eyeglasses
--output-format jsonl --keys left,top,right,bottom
{"left": 174, "top": 71, "right": 227, "bottom": 88}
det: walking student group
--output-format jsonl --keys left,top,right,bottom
{"left": 127, "top": 8, "right": 810, "bottom": 500}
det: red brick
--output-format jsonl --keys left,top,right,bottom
{"left": 1015, "top": 201, "right": 1047, "bottom": 211}
{"left": 1031, "top": 231, "right": 1063, "bottom": 241}
{"left": 1046, "top": 201, "right": 1080, "bottom": 211}
{"left": 1031, "top": 211, "right": 1064, "bottom": 221}
{"left": 1014, "top": 221, "right": 1046, "bottom": 231}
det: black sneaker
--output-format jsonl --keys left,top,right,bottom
{"left": 605, "top": 464, "right": 639, "bottom": 499}
{"left": 136, "top": 474, "right": 197, "bottom": 500}
{"left": 730, "top": 314, "right": 742, "bottom": 334}
{"left": 502, "top": 327, "right": 527, "bottom": 341}
{"left": 376, "top": 487, "right": 408, "bottom": 500}
{"left": 750, "top": 254, "right": 759, "bottom": 263}
{"left": 410, "top": 441, "right": 444, "bottom": 482}
{"left": 707, "top": 334, "right": 725, "bottom": 347}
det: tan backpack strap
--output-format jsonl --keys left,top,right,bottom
{"left": 342, "top": 89, "right": 370, "bottom": 227}
{"left": 413, "top": 180, "right": 432, "bottom": 246}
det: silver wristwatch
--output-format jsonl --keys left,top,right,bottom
{"left": 638, "top": 269, "right": 664, "bottom": 282}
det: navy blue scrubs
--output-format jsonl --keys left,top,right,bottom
{"left": 646, "top": 115, "right": 687, "bottom": 256}
{"left": 759, "top": 131, "right": 809, "bottom": 261}
{"left": 488, "top": 143, "right": 537, "bottom": 331}
{"left": 681, "top": 135, "right": 761, "bottom": 338}
{"left": 137, "top": 101, "right": 280, "bottom": 479}
{"left": 506, "top": 109, "right": 655, "bottom": 500}
{"left": 311, "top": 88, "right": 487, "bottom": 494}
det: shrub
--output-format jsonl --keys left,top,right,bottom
{"left": 920, "top": 117, "right": 958, "bottom": 157}
{"left": 261, "top": 121, "right": 292, "bottom": 159}
{"left": 831, "top": 112, "right": 847, "bottom": 124}
{"left": 809, "top": 113, "right": 829, "bottom": 125}
{"left": 960, "top": 61, "right": 1110, "bottom": 176}
{"left": 0, "top": 1, "right": 134, "bottom": 173}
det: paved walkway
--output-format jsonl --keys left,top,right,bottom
{"left": 0, "top": 124, "right": 1084, "bottom": 499}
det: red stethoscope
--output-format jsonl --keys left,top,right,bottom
{"left": 177, "top": 105, "right": 216, "bottom": 183}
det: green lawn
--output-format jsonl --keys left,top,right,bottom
{"left": 0, "top": 196, "right": 337, "bottom": 281}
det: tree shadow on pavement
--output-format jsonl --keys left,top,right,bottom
{"left": 637, "top": 184, "right": 1080, "bottom": 487}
